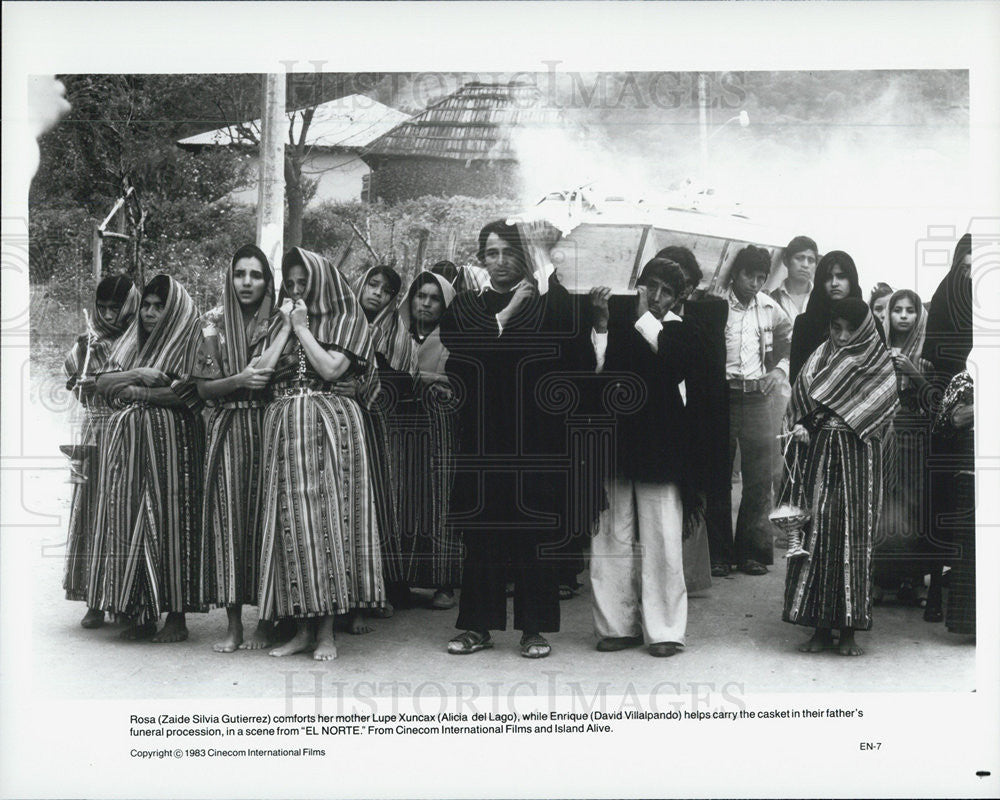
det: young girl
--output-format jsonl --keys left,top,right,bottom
{"left": 783, "top": 298, "right": 898, "bottom": 656}
{"left": 195, "top": 245, "right": 285, "bottom": 652}
{"left": 62, "top": 275, "right": 139, "bottom": 628}
{"left": 789, "top": 250, "right": 863, "bottom": 384}
{"left": 258, "top": 248, "right": 385, "bottom": 660}
{"left": 89, "top": 275, "right": 206, "bottom": 642}
{"left": 356, "top": 265, "right": 414, "bottom": 615}
{"left": 874, "top": 289, "right": 936, "bottom": 605}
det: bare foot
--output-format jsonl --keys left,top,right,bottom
{"left": 269, "top": 624, "right": 314, "bottom": 657}
{"left": 120, "top": 621, "right": 156, "bottom": 641}
{"left": 348, "top": 610, "right": 374, "bottom": 635}
{"left": 213, "top": 623, "right": 243, "bottom": 653}
{"left": 152, "top": 612, "right": 189, "bottom": 643}
{"left": 80, "top": 608, "right": 105, "bottom": 629}
{"left": 837, "top": 629, "right": 864, "bottom": 656}
{"left": 798, "top": 628, "right": 834, "bottom": 653}
{"left": 239, "top": 620, "right": 275, "bottom": 650}
{"left": 370, "top": 603, "right": 394, "bottom": 619}
{"left": 313, "top": 615, "right": 336, "bottom": 660}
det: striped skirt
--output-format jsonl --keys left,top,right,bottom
{"left": 63, "top": 408, "right": 111, "bottom": 601}
{"left": 199, "top": 404, "right": 267, "bottom": 607}
{"left": 88, "top": 405, "right": 206, "bottom": 624}
{"left": 258, "top": 392, "right": 385, "bottom": 620}
{"left": 389, "top": 391, "right": 462, "bottom": 589}
{"left": 783, "top": 421, "right": 882, "bottom": 631}
{"left": 362, "top": 404, "right": 403, "bottom": 585}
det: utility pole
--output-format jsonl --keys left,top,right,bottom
{"left": 257, "top": 74, "right": 287, "bottom": 283}
{"left": 698, "top": 72, "right": 709, "bottom": 178}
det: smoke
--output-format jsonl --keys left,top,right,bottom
{"left": 507, "top": 71, "right": 970, "bottom": 297}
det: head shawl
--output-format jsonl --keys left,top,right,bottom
{"left": 63, "top": 276, "right": 140, "bottom": 383}
{"left": 886, "top": 288, "right": 927, "bottom": 365}
{"left": 109, "top": 274, "right": 202, "bottom": 376}
{"left": 280, "top": 247, "right": 372, "bottom": 365}
{"left": 790, "top": 298, "right": 898, "bottom": 441}
{"left": 356, "top": 265, "right": 414, "bottom": 374}
{"left": 220, "top": 244, "right": 275, "bottom": 374}
{"left": 922, "top": 234, "right": 972, "bottom": 381}
{"left": 399, "top": 270, "right": 457, "bottom": 384}
{"left": 93, "top": 275, "right": 141, "bottom": 339}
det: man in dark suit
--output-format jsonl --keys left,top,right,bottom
{"left": 657, "top": 245, "right": 734, "bottom": 577}
{"left": 440, "top": 220, "right": 593, "bottom": 659}
{"left": 588, "top": 258, "right": 697, "bottom": 657}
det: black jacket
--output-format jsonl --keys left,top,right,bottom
{"left": 440, "top": 277, "right": 594, "bottom": 536}
{"left": 600, "top": 306, "right": 697, "bottom": 486}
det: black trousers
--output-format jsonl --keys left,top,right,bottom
{"left": 456, "top": 530, "right": 560, "bottom": 634}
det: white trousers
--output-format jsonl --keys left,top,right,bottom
{"left": 591, "top": 479, "right": 687, "bottom": 645}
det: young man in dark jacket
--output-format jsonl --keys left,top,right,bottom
{"left": 588, "top": 258, "right": 697, "bottom": 657}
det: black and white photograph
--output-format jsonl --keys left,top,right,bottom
{"left": 2, "top": 2, "right": 999, "bottom": 798}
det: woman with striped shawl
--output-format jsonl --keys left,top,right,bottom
{"left": 62, "top": 275, "right": 140, "bottom": 628}
{"left": 356, "top": 264, "right": 415, "bottom": 614}
{"left": 194, "top": 244, "right": 287, "bottom": 652}
{"left": 259, "top": 248, "right": 385, "bottom": 661}
{"left": 393, "top": 270, "right": 462, "bottom": 608}
{"left": 783, "top": 297, "right": 898, "bottom": 656}
{"left": 89, "top": 275, "right": 206, "bottom": 642}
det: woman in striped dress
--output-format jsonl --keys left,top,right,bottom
{"left": 783, "top": 298, "right": 898, "bottom": 656}
{"left": 259, "top": 248, "right": 385, "bottom": 661}
{"left": 393, "top": 270, "right": 462, "bottom": 607}
{"left": 90, "top": 275, "right": 206, "bottom": 642}
{"left": 62, "top": 275, "right": 140, "bottom": 628}
{"left": 194, "top": 244, "right": 286, "bottom": 652}
{"left": 356, "top": 265, "right": 414, "bottom": 614}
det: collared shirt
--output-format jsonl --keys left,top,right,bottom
{"left": 770, "top": 281, "right": 812, "bottom": 323}
{"left": 592, "top": 309, "right": 686, "bottom": 403}
{"left": 725, "top": 289, "right": 791, "bottom": 380}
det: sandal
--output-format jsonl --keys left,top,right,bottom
{"left": 447, "top": 630, "right": 493, "bottom": 655}
{"left": 520, "top": 633, "right": 551, "bottom": 659}
{"left": 740, "top": 560, "right": 768, "bottom": 576}
{"left": 711, "top": 562, "right": 731, "bottom": 578}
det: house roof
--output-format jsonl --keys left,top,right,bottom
{"left": 362, "top": 82, "right": 562, "bottom": 162}
{"left": 176, "top": 95, "right": 410, "bottom": 151}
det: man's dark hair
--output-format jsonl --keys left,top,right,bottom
{"left": 655, "top": 246, "right": 701, "bottom": 289}
{"left": 730, "top": 245, "right": 773, "bottom": 281}
{"left": 637, "top": 257, "right": 686, "bottom": 298}
{"left": 782, "top": 236, "right": 818, "bottom": 265}
{"left": 477, "top": 219, "right": 525, "bottom": 264}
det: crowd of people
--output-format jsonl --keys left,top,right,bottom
{"left": 59, "top": 221, "right": 977, "bottom": 661}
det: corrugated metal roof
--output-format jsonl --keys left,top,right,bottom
{"left": 176, "top": 94, "right": 410, "bottom": 150}
{"left": 363, "top": 82, "right": 562, "bottom": 162}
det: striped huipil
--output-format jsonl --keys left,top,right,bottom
{"left": 257, "top": 248, "right": 385, "bottom": 620}
{"left": 62, "top": 281, "right": 140, "bottom": 601}
{"left": 782, "top": 306, "right": 898, "bottom": 631}
{"left": 195, "top": 248, "right": 275, "bottom": 608}
{"left": 88, "top": 276, "right": 206, "bottom": 624}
